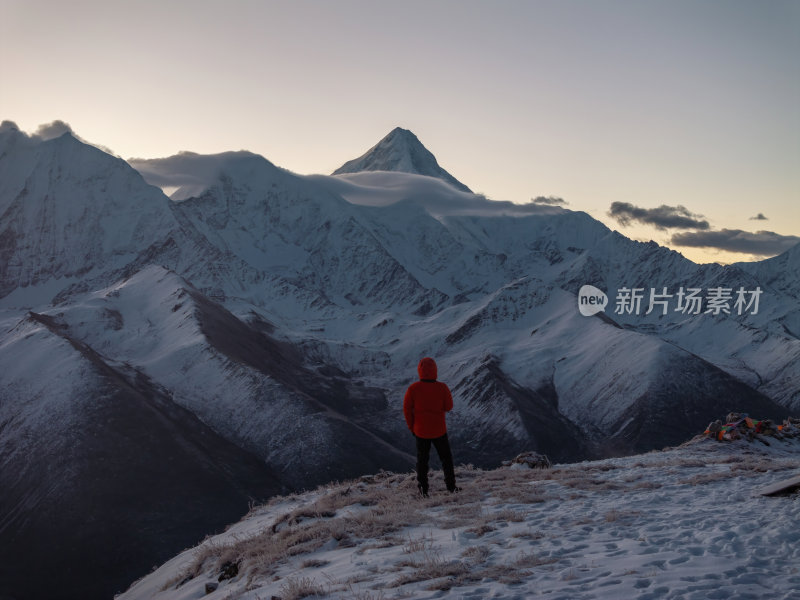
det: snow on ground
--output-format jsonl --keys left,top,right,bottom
{"left": 118, "top": 436, "right": 800, "bottom": 600}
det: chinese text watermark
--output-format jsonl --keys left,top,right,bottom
{"left": 579, "top": 285, "right": 762, "bottom": 317}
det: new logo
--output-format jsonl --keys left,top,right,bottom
{"left": 578, "top": 285, "right": 608, "bottom": 316}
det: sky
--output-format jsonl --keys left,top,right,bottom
{"left": 1, "top": 0, "right": 798, "bottom": 264}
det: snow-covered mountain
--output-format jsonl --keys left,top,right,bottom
{"left": 737, "top": 241, "right": 800, "bottom": 299}
{"left": 332, "top": 127, "right": 472, "bottom": 192}
{"left": 1, "top": 121, "right": 798, "bottom": 599}
{"left": 0, "top": 122, "right": 175, "bottom": 301}
{"left": 0, "top": 296, "right": 286, "bottom": 600}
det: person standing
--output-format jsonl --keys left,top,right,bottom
{"left": 403, "top": 357, "right": 459, "bottom": 496}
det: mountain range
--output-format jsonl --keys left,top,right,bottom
{"left": 0, "top": 120, "right": 797, "bottom": 599}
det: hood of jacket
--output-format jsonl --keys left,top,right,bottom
{"left": 417, "top": 357, "right": 438, "bottom": 381}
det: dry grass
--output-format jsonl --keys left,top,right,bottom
{"left": 729, "top": 458, "right": 778, "bottom": 473}
{"left": 393, "top": 528, "right": 555, "bottom": 591}
{"left": 544, "top": 466, "right": 626, "bottom": 491}
{"left": 402, "top": 533, "right": 435, "bottom": 555}
{"left": 460, "top": 544, "right": 491, "bottom": 564}
{"left": 511, "top": 529, "right": 545, "bottom": 541}
{"left": 300, "top": 558, "right": 329, "bottom": 569}
{"left": 679, "top": 471, "right": 732, "bottom": 486}
{"left": 460, "top": 504, "right": 531, "bottom": 537}
{"left": 167, "top": 474, "right": 422, "bottom": 588}
{"left": 604, "top": 509, "right": 621, "bottom": 523}
{"left": 585, "top": 463, "right": 619, "bottom": 472}
{"left": 354, "top": 540, "right": 398, "bottom": 555}
{"left": 494, "top": 508, "right": 528, "bottom": 522}
{"left": 180, "top": 444, "right": 792, "bottom": 596}
{"left": 676, "top": 459, "right": 707, "bottom": 468}
{"left": 464, "top": 522, "right": 497, "bottom": 537}
{"left": 478, "top": 481, "right": 546, "bottom": 504}
{"left": 342, "top": 585, "right": 387, "bottom": 600}
{"left": 163, "top": 457, "right": 695, "bottom": 593}
{"left": 512, "top": 550, "right": 555, "bottom": 569}
{"left": 720, "top": 455, "right": 746, "bottom": 464}
{"left": 438, "top": 502, "right": 484, "bottom": 529}
{"left": 562, "top": 567, "right": 579, "bottom": 581}
{"left": 632, "top": 480, "right": 662, "bottom": 490}
{"left": 177, "top": 465, "right": 561, "bottom": 592}
{"left": 391, "top": 538, "right": 469, "bottom": 587}
{"left": 426, "top": 549, "right": 555, "bottom": 589}
{"left": 279, "top": 575, "right": 327, "bottom": 600}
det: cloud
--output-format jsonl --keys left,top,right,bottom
{"left": 749, "top": 213, "right": 768, "bottom": 221}
{"left": 130, "top": 151, "right": 282, "bottom": 200}
{"left": 532, "top": 195, "right": 568, "bottom": 206}
{"left": 313, "top": 171, "right": 568, "bottom": 218}
{"left": 129, "top": 150, "right": 263, "bottom": 188}
{"left": 129, "top": 152, "right": 214, "bottom": 188}
{"left": 34, "top": 120, "right": 73, "bottom": 140}
{"left": 608, "top": 202, "right": 709, "bottom": 230}
{"left": 671, "top": 229, "right": 800, "bottom": 256}
{"left": 0, "top": 120, "right": 21, "bottom": 134}
{"left": 131, "top": 151, "right": 570, "bottom": 218}
{"left": 2, "top": 121, "right": 119, "bottom": 156}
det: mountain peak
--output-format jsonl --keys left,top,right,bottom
{"left": 386, "top": 125, "right": 415, "bottom": 138}
{"left": 333, "top": 127, "right": 472, "bottom": 192}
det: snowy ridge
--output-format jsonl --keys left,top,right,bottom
{"left": 0, "top": 127, "right": 177, "bottom": 300}
{"left": 28, "top": 265, "right": 416, "bottom": 488}
{"left": 737, "top": 242, "right": 800, "bottom": 299}
{"left": 0, "top": 284, "right": 285, "bottom": 600}
{"left": 119, "top": 438, "right": 800, "bottom": 600}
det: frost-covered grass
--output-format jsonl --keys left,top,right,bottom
{"left": 119, "top": 436, "right": 800, "bottom": 600}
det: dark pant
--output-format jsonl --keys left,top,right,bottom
{"left": 415, "top": 433, "right": 456, "bottom": 492}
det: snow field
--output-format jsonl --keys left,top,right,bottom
{"left": 119, "top": 437, "right": 800, "bottom": 600}
{"left": 0, "top": 312, "right": 95, "bottom": 453}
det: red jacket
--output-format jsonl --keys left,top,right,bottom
{"left": 403, "top": 357, "right": 453, "bottom": 439}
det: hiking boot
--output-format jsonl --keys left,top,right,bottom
{"left": 417, "top": 484, "right": 429, "bottom": 498}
